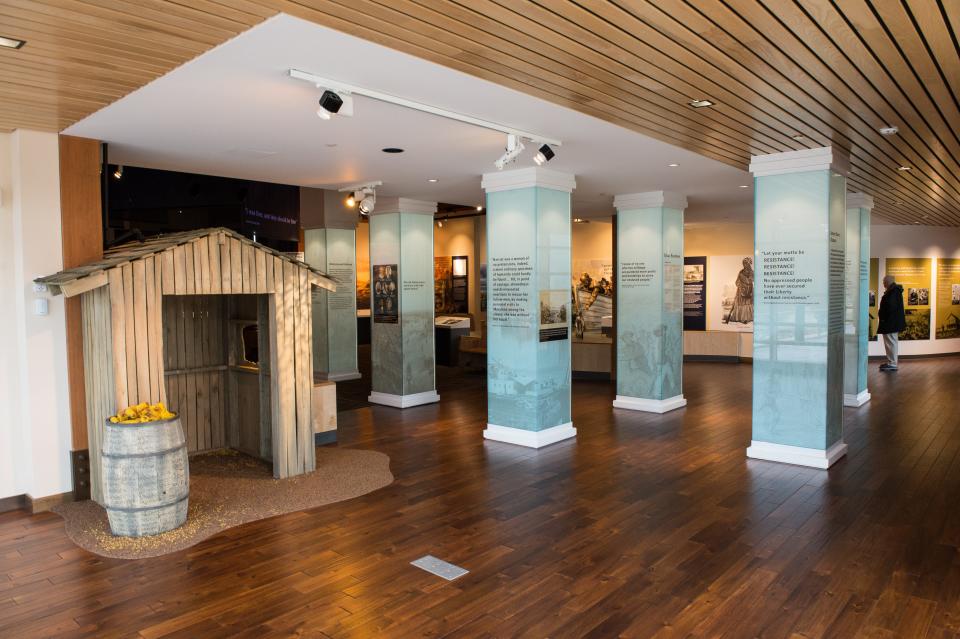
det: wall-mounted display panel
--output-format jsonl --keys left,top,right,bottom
{"left": 706, "top": 255, "right": 754, "bottom": 333}
{"left": 683, "top": 256, "right": 707, "bottom": 331}
{"left": 885, "top": 258, "right": 932, "bottom": 341}
{"left": 936, "top": 258, "right": 960, "bottom": 340}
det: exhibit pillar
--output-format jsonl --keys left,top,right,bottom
{"left": 844, "top": 193, "right": 873, "bottom": 407}
{"left": 367, "top": 198, "right": 439, "bottom": 408}
{"left": 302, "top": 188, "right": 360, "bottom": 382}
{"left": 747, "top": 147, "right": 849, "bottom": 469}
{"left": 481, "top": 167, "right": 576, "bottom": 448}
{"left": 612, "top": 191, "right": 687, "bottom": 413}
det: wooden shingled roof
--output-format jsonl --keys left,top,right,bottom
{"left": 36, "top": 227, "right": 337, "bottom": 297}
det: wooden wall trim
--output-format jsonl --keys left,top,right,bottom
{"left": 59, "top": 135, "right": 104, "bottom": 451}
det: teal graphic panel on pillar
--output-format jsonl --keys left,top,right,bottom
{"left": 857, "top": 207, "right": 870, "bottom": 395}
{"left": 370, "top": 212, "right": 403, "bottom": 396}
{"left": 368, "top": 200, "right": 438, "bottom": 405}
{"left": 305, "top": 228, "right": 358, "bottom": 380}
{"left": 843, "top": 198, "right": 871, "bottom": 405}
{"left": 399, "top": 212, "right": 436, "bottom": 395}
{"left": 751, "top": 168, "right": 845, "bottom": 451}
{"left": 615, "top": 205, "right": 684, "bottom": 402}
{"left": 486, "top": 186, "right": 571, "bottom": 431}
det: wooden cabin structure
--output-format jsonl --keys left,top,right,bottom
{"left": 37, "top": 228, "right": 337, "bottom": 503}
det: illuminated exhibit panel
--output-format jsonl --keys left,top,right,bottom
{"left": 482, "top": 168, "right": 575, "bottom": 448}
{"left": 937, "top": 258, "right": 960, "bottom": 340}
{"left": 368, "top": 199, "right": 439, "bottom": 408}
{"left": 747, "top": 147, "right": 848, "bottom": 469}
{"left": 613, "top": 192, "right": 686, "bottom": 413}
{"left": 306, "top": 227, "right": 360, "bottom": 381}
{"left": 843, "top": 195, "right": 872, "bottom": 407}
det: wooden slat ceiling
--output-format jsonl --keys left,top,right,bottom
{"left": 1, "top": 1, "right": 958, "bottom": 225}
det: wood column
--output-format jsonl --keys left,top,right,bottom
{"left": 58, "top": 135, "right": 103, "bottom": 450}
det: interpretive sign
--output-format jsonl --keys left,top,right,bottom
{"left": 372, "top": 263, "right": 398, "bottom": 323}
{"left": 886, "top": 257, "right": 932, "bottom": 340}
{"left": 683, "top": 256, "right": 707, "bottom": 331}
{"left": 935, "top": 257, "right": 960, "bottom": 339}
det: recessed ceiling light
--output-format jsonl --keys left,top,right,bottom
{"left": 897, "top": 166, "right": 911, "bottom": 171}
{"left": 325, "top": 143, "right": 338, "bottom": 148}
{"left": 688, "top": 99, "right": 714, "bottom": 108}
{"left": 0, "top": 35, "right": 26, "bottom": 49}
{"left": 879, "top": 126, "right": 899, "bottom": 136}
{"left": 382, "top": 147, "right": 404, "bottom": 153}
{"left": 668, "top": 163, "right": 679, "bottom": 167}
{"left": 791, "top": 134, "right": 806, "bottom": 141}
{"left": 476, "top": 205, "right": 483, "bottom": 211}
{"left": 427, "top": 178, "right": 438, "bottom": 183}
{"left": 738, "top": 184, "right": 749, "bottom": 188}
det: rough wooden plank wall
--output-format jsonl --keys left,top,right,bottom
{"left": 81, "top": 286, "right": 114, "bottom": 505}
{"left": 83, "top": 235, "right": 323, "bottom": 479}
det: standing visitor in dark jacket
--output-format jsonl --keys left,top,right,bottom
{"left": 876, "top": 275, "right": 906, "bottom": 371}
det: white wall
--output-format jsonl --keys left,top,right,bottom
{"left": 870, "top": 224, "right": 960, "bottom": 357}
{"left": 0, "top": 132, "right": 20, "bottom": 499}
{"left": 0, "top": 130, "right": 73, "bottom": 501}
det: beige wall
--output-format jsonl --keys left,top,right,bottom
{"left": 685, "top": 222, "right": 754, "bottom": 256}
{"left": 572, "top": 217, "right": 613, "bottom": 261}
{"left": 435, "top": 216, "right": 478, "bottom": 317}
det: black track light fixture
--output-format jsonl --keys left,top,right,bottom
{"left": 533, "top": 144, "right": 555, "bottom": 165}
{"left": 317, "top": 90, "right": 344, "bottom": 120}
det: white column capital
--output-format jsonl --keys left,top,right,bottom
{"left": 371, "top": 197, "right": 437, "bottom": 216}
{"left": 749, "top": 146, "right": 850, "bottom": 178}
{"left": 847, "top": 192, "right": 874, "bottom": 210}
{"left": 481, "top": 167, "right": 576, "bottom": 193}
{"left": 614, "top": 191, "right": 687, "bottom": 211}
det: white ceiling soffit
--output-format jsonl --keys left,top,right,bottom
{"left": 66, "top": 13, "right": 753, "bottom": 223}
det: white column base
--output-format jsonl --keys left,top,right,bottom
{"left": 746, "top": 440, "right": 848, "bottom": 469}
{"left": 612, "top": 394, "right": 687, "bottom": 413}
{"left": 843, "top": 390, "right": 871, "bottom": 407}
{"left": 483, "top": 422, "right": 576, "bottom": 449}
{"left": 368, "top": 390, "right": 440, "bottom": 408}
{"left": 319, "top": 370, "right": 362, "bottom": 382}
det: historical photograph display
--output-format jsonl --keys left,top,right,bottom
{"left": 683, "top": 256, "right": 707, "bottom": 331}
{"left": 886, "top": 257, "right": 932, "bottom": 340}
{"left": 706, "top": 255, "right": 754, "bottom": 332}
{"left": 434, "top": 256, "right": 468, "bottom": 315}
{"left": 571, "top": 258, "right": 613, "bottom": 340}
{"left": 372, "top": 263, "right": 398, "bottom": 323}
{"left": 936, "top": 257, "right": 960, "bottom": 339}
{"left": 479, "top": 263, "right": 487, "bottom": 313}
{"left": 539, "top": 289, "right": 569, "bottom": 342}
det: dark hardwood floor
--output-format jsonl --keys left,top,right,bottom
{"left": 2, "top": 356, "right": 960, "bottom": 638}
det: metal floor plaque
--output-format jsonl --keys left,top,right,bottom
{"left": 411, "top": 555, "right": 469, "bottom": 581}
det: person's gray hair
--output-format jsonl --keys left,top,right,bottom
{"left": 883, "top": 274, "right": 895, "bottom": 285}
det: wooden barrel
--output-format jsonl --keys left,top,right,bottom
{"left": 101, "top": 416, "right": 189, "bottom": 537}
